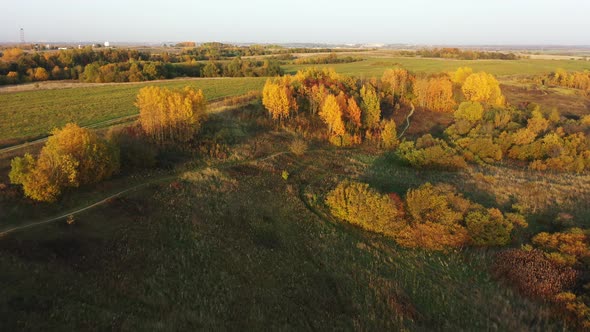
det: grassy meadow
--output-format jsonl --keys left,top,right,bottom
{"left": 0, "top": 107, "right": 575, "bottom": 330}
{"left": 0, "top": 77, "right": 265, "bottom": 144}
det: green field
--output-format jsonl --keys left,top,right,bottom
{"left": 284, "top": 56, "right": 590, "bottom": 77}
{"left": 0, "top": 78, "right": 266, "bottom": 143}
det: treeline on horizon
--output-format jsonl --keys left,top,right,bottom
{"left": 0, "top": 43, "right": 369, "bottom": 85}
{"left": 399, "top": 47, "right": 520, "bottom": 60}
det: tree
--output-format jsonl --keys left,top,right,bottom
{"left": 136, "top": 86, "right": 207, "bottom": 144}
{"left": 262, "top": 78, "right": 297, "bottom": 123}
{"left": 360, "top": 84, "right": 381, "bottom": 129}
{"left": 381, "top": 68, "right": 413, "bottom": 104}
{"left": 346, "top": 97, "right": 362, "bottom": 130}
{"left": 202, "top": 61, "right": 220, "bottom": 77}
{"left": 381, "top": 119, "right": 399, "bottom": 149}
{"left": 462, "top": 72, "right": 505, "bottom": 106}
{"left": 451, "top": 67, "right": 473, "bottom": 85}
{"left": 9, "top": 123, "right": 120, "bottom": 202}
{"left": 319, "top": 94, "right": 345, "bottom": 137}
{"left": 326, "top": 180, "right": 404, "bottom": 235}
{"left": 454, "top": 101, "right": 484, "bottom": 122}
{"left": 413, "top": 77, "right": 455, "bottom": 112}
{"left": 31, "top": 67, "right": 49, "bottom": 81}
{"left": 1, "top": 48, "right": 24, "bottom": 62}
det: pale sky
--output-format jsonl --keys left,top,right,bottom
{"left": 2, "top": 0, "right": 589, "bottom": 45}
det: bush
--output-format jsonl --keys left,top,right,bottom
{"left": 532, "top": 229, "right": 590, "bottom": 267}
{"left": 325, "top": 180, "right": 404, "bottom": 235}
{"left": 465, "top": 208, "right": 514, "bottom": 246}
{"left": 397, "top": 135, "right": 467, "bottom": 170}
{"left": 397, "top": 183, "right": 471, "bottom": 250}
{"left": 492, "top": 249, "right": 579, "bottom": 299}
{"left": 289, "top": 138, "right": 308, "bottom": 156}
{"left": 108, "top": 125, "right": 158, "bottom": 170}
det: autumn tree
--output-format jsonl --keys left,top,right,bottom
{"left": 9, "top": 123, "right": 120, "bottom": 202}
{"left": 29, "top": 67, "right": 49, "bottom": 81}
{"left": 319, "top": 94, "right": 346, "bottom": 137}
{"left": 382, "top": 68, "right": 413, "bottom": 105}
{"left": 136, "top": 86, "right": 207, "bottom": 144}
{"left": 262, "top": 78, "right": 297, "bottom": 123}
{"left": 345, "top": 97, "right": 362, "bottom": 130}
{"left": 451, "top": 67, "right": 473, "bottom": 85}
{"left": 381, "top": 119, "right": 399, "bottom": 149}
{"left": 462, "top": 72, "right": 505, "bottom": 106}
{"left": 1, "top": 48, "right": 24, "bottom": 62}
{"left": 360, "top": 84, "right": 381, "bottom": 129}
{"left": 413, "top": 77, "right": 455, "bottom": 112}
{"left": 454, "top": 101, "right": 484, "bottom": 122}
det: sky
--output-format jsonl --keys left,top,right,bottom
{"left": 2, "top": 0, "right": 589, "bottom": 45}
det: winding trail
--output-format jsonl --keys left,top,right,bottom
{"left": 397, "top": 102, "right": 415, "bottom": 139}
{"left": 0, "top": 150, "right": 289, "bottom": 236}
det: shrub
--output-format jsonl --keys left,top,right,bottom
{"left": 107, "top": 125, "right": 158, "bottom": 170}
{"left": 325, "top": 180, "right": 404, "bottom": 235}
{"left": 465, "top": 208, "right": 514, "bottom": 246}
{"left": 492, "top": 249, "right": 579, "bottom": 299}
{"left": 397, "top": 183, "right": 471, "bottom": 250}
{"left": 289, "top": 138, "right": 308, "bottom": 156}
{"left": 397, "top": 135, "right": 467, "bottom": 170}
{"left": 532, "top": 229, "right": 590, "bottom": 267}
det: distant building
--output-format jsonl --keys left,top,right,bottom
{"left": 104, "top": 41, "right": 110, "bottom": 47}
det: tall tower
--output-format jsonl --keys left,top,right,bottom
{"left": 20, "top": 28, "right": 25, "bottom": 43}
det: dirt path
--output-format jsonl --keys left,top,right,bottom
{"left": 0, "top": 150, "right": 289, "bottom": 236}
{"left": 398, "top": 102, "right": 415, "bottom": 138}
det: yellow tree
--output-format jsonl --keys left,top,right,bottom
{"left": 262, "top": 78, "right": 297, "bottom": 123}
{"left": 451, "top": 67, "right": 473, "bottom": 85}
{"left": 462, "top": 72, "right": 505, "bottom": 106}
{"left": 319, "top": 94, "right": 345, "bottom": 137}
{"left": 454, "top": 101, "right": 484, "bottom": 122}
{"left": 381, "top": 119, "right": 399, "bottom": 149}
{"left": 1, "top": 48, "right": 24, "bottom": 62}
{"left": 381, "top": 68, "right": 412, "bottom": 104}
{"left": 413, "top": 77, "right": 455, "bottom": 112}
{"left": 9, "top": 123, "right": 120, "bottom": 202}
{"left": 360, "top": 84, "right": 381, "bottom": 129}
{"left": 136, "top": 86, "right": 207, "bottom": 144}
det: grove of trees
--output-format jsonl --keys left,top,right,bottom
{"left": 136, "top": 86, "right": 207, "bottom": 144}
{"left": 9, "top": 124, "right": 120, "bottom": 202}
